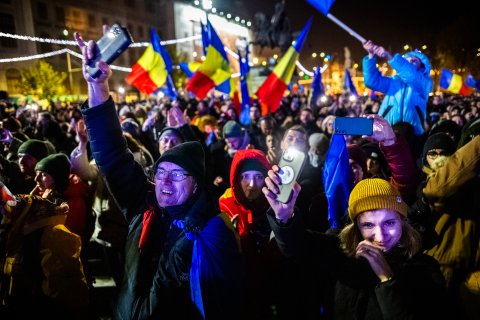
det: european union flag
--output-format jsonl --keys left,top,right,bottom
{"left": 466, "top": 73, "right": 480, "bottom": 90}
{"left": 200, "top": 22, "right": 209, "bottom": 56}
{"left": 322, "top": 134, "right": 353, "bottom": 229}
{"left": 344, "top": 69, "right": 358, "bottom": 96}
{"left": 310, "top": 65, "right": 324, "bottom": 108}
{"left": 239, "top": 47, "right": 251, "bottom": 125}
{"left": 306, "top": 0, "right": 336, "bottom": 15}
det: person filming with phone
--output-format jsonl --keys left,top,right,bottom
{"left": 362, "top": 40, "right": 433, "bottom": 141}
{"left": 262, "top": 175, "right": 449, "bottom": 319}
{"left": 74, "top": 26, "right": 243, "bottom": 319}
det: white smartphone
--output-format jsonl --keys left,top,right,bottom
{"left": 276, "top": 147, "right": 306, "bottom": 203}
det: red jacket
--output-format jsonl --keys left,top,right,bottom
{"left": 63, "top": 173, "right": 90, "bottom": 239}
{"left": 219, "top": 149, "right": 271, "bottom": 237}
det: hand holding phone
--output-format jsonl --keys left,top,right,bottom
{"left": 276, "top": 147, "right": 306, "bottom": 203}
{"left": 85, "top": 24, "right": 133, "bottom": 79}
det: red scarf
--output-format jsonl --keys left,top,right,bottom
{"left": 138, "top": 207, "right": 155, "bottom": 251}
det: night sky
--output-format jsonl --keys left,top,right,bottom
{"left": 215, "top": 0, "right": 479, "bottom": 68}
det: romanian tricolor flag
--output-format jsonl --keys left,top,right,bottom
{"left": 256, "top": 18, "right": 312, "bottom": 115}
{"left": 186, "top": 20, "right": 232, "bottom": 99}
{"left": 439, "top": 68, "right": 470, "bottom": 97}
{"left": 126, "top": 28, "right": 173, "bottom": 94}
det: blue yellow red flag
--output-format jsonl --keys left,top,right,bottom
{"left": 125, "top": 28, "right": 173, "bottom": 94}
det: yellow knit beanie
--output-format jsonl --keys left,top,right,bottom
{"left": 348, "top": 178, "right": 408, "bottom": 221}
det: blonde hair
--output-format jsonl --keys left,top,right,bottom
{"left": 339, "top": 216, "right": 422, "bottom": 259}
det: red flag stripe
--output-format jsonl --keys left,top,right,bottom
{"left": 125, "top": 64, "right": 159, "bottom": 95}
{"left": 186, "top": 71, "right": 216, "bottom": 99}
{"left": 256, "top": 73, "right": 288, "bottom": 115}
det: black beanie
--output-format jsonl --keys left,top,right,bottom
{"left": 422, "top": 132, "right": 456, "bottom": 165}
{"left": 155, "top": 141, "right": 205, "bottom": 185}
{"left": 17, "top": 139, "right": 49, "bottom": 161}
{"left": 35, "top": 153, "right": 71, "bottom": 191}
{"left": 238, "top": 158, "right": 268, "bottom": 176}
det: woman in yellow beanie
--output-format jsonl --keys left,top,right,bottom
{"left": 263, "top": 174, "right": 450, "bottom": 319}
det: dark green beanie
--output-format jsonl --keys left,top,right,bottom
{"left": 222, "top": 120, "right": 243, "bottom": 138}
{"left": 18, "top": 139, "right": 49, "bottom": 161}
{"left": 35, "top": 153, "right": 71, "bottom": 191}
{"left": 155, "top": 141, "right": 205, "bottom": 186}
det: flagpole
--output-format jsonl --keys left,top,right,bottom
{"left": 326, "top": 13, "right": 365, "bottom": 43}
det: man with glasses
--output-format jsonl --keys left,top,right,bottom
{"left": 75, "top": 29, "right": 243, "bottom": 319}
{"left": 418, "top": 131, "right": 480, "bottom": 318}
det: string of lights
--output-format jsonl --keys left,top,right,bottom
{"left": 0, "top": 32, "right": 326, "bottom": 76}
{"left": 0, "top": 32, "right": 201, "bottom": 46}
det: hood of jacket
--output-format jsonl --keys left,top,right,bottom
{"left": 229, "top": 149, "right": 271, "bottom": 206}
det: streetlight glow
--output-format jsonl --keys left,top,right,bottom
{"left": 202, "top": 0, "right": 212, "bottom": 10}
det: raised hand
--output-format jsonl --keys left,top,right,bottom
{"left": 167, "top": 105, "right": 186, "bottom": 128}
{"left": 74, "top": 25, "right": 111, "bottom": 107}
{"left": 262, "top": 165, "right": 301, "bottom": 223}
{"left": 364, "top": 114, "right": 396, "bottom": 146}
{"left": 75, "top": 119, "right": 89, "bottom": 148}
{"left": 363, "top": 40, "right": 376, "bottom": 58}
{"left": 73, "top": 25, "right": 112, "bottom": 84}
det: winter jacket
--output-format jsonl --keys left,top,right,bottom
{"left": 0, "top": 195, "right": 89, "bottom": 319}
{"left": 363, "top": 54, "right": 433, "bottom": 136}
{"left": 268, "top": 212, "right": 448, "bottom": 319}
{"left": 380, "top": 136, "right": 419, "bottom": 204}
{"left": 219, "top": 149, "right": 271, "bottom": 237}
{"left": 82, "top": 97, "right": 243, "bottom": 320}
{"left": 423, "top": 136, "right": 480, "bottom": 291}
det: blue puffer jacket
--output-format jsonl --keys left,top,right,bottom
{"left": 363, "top": 52, "right": 433, "bottom": 135}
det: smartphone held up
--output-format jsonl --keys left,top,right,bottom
{"left": 334, "top": 117, "right": 373, "bottom": 136}
{"left": 86, "top": 24, "right": 134, "bottom": 79}
{"left": 276, "top": 147, "right": 306, "bottom": 203}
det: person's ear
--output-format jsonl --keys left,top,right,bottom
{"left": 193, "top": 184, "right": 198, "bottom": 194}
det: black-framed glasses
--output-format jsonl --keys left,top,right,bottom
{"left": 426, "top": 150, "right": 450, "bottom": 159}
{"left": 155, "top": 168, "right": 192, "bottom": 181}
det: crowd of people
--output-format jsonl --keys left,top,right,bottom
{"left": 0, "top": 30, "right": 479, "bottom": 320}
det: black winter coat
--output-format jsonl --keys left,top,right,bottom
{"left": 82, "top": 98, "right": 243, "bottom": 320}
{"left": 267, "top": 212, "right": 450, "bottom": 320}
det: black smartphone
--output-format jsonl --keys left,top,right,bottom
{"left": 334, "top": 117, "right": 374, "bottom": 136}
{"left": 86, "top": 24, "right": 134, "bottom": 79}
{"left": 276, "top": 147, "right": 306, "bottom": 203}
